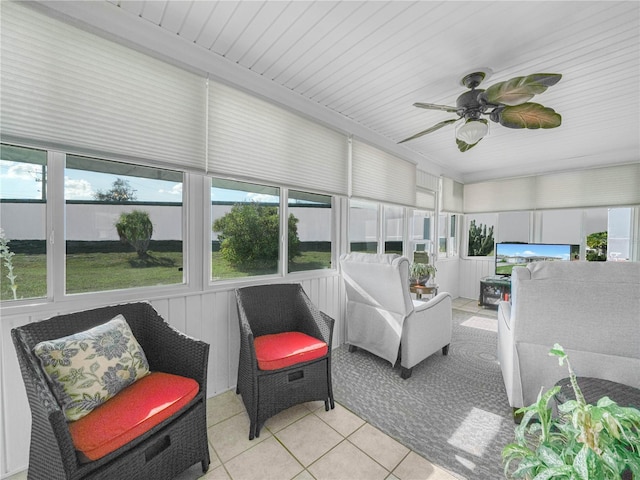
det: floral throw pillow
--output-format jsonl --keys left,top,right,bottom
{"left": 33, "top": 314, "right": 150, "bottom": 422}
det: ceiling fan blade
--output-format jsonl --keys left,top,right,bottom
{"left": 482, "top": 73, "right": 562, "bottom": 106}
{"left": 398, "top": 118, "right": 458, "bottom": 143}
{"left": 413, "top": 102, "right": 458, "bottom": 113}
{"left": 495, "top": 103, "right": 562, "bottom": 129}
{"left": 456, "top": 137, "right": 481, "bottom": 152}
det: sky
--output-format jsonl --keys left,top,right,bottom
{"left": 496, "top": 243, "right": 574, "bottom": 260}
{"left": 0, "top": 160, "right": 278, "bottom": 203}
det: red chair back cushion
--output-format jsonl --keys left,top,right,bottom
{"left": 69, "top": 371, "right": 199, "bottom": 461}
{"left": 254, "top": 331, "right": 328, "bottom": 370}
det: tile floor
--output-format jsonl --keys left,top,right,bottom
{"left": 8, "top": 299, "right": 495, "bottom": 480}
{"left": 178, "top": 391, "right": 460, "bottom": 480}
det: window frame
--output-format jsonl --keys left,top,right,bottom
{"left": 207, "top": 176, "right": 339, "bottom": 287}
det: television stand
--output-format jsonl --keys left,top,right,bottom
{"left": 479, "top": 276, "right": 511, "bottom": 309}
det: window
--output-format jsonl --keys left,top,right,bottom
{"left": 288, "top": 190, "right": 333, "bottom": 273}
{"left": 410, "top": 210, "right": 434, "bottom": 263}
{"left": 0, "top": 144, "right": 48, "bottom": 302}
{"left": 497, "top": 212, "right": 530, "bottom": 244}
{"left": 349, "top": 200, "right": 378, "bottom": 253}
{"left": 384, "top": 205, "right": 404, "bottom": 254}
{"left": 65, "top": 156, "right": 184, "bottom": 294}
{"left": 439, "top": 213, "right": 459, "bottom": 257}
{"left": 449, "top": 214, "right": 459, "bottom": 256}
{"left": 607, "top": 208, "right": 633, "bottom": 261}
{"left": 211, "top": 179, "right": 280, "bottom": 280}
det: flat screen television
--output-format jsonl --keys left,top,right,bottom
{"left": 495, "top": 242, "right": 580, "bottom": 276}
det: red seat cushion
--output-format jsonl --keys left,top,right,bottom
{"left": 68, "top": 372, "right": 199, "bottom": 461}
{"left": 254, "top": 331, "right": 328, "bottom": 370}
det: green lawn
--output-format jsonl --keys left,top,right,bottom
{"left": 1, "top": 251, "right": 332, "bottom": 301}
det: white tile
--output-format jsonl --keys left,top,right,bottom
{"left": 264, "top": 403, "right": 311, "bottom": 434}
{"left": 206, "top": 390, "right": 246, "bottom": 427}
{"left": 393, "top": 452, "right": 459, "bottom": 480}
{"left": 308, "top": 440, "right": 389, "bottom": 480}
{"left": 207, "top": 411, "right": 271, "bottom": 462}
{"left": 223, "top": 436, "right": 303, "bottom": 480}
{"left": 275, "top": 413, "right": 343, "bottom": 466}
{"left": 315, "top": 402, "right": 365, "bottom": 437}
{"left": 349, "top": 423, "right": 410, "bottom": 471}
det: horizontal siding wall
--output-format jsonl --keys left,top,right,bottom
{"left": 458, "top": 257, "right": 495, "bottom": 301}
{"left": 0, "top": 275, "right": 344, "bottom": 477}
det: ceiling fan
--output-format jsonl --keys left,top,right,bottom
{"left": 398, "top": 71, "right": 562, "bottom": 152}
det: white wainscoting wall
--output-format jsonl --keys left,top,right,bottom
{"left": 458, "top": 256, "right": 495, "bottom": 302}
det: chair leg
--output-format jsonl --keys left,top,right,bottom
{"left": 348, "top": 344, "right": 357, "bottom": 353}
{"left": 400, "top": 367, "right": 413, "bottom": 379}
{"left": 324, "top": 399, "right": 330, "bottom": 411}
{"left": 201, "top": 459, "right": 210, "bottom": 473}
{"left": 442, "top": 344, "right": 450, "bottom": 355}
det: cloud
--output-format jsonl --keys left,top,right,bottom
{"left": 159, "top": 184, "right": 182, "bottom": 196}
{"left": 522, "top": 250, "right": 535, "bottom": 256}
{"left": 65, "top": 177, "right": 94, "bottom": 199}
{"left": 247, "top": 193, "right": 278, "bottom": 203}
{"left": 1, "top": 161, "right": 42, "bottom": 180}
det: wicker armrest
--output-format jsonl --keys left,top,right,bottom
{"left": 297, "top": 295, "right": 335, "bottom": 348}
{"left": 318, "top": 311, "right": 335, "bottom": 348}
{"left": 11, "top": 327, "right": 80, "bottom": 475}
{"left": 137, "top": 311, "right": 209, "bottom": 393}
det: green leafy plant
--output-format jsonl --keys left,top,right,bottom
{"left": 0, "top": 228, "right": 18, "bottom": 300}
{"left": 409, "top": 262, "right": 436, "bottom": 285}
{"left": 213, "top": 203, "right": 300, "bottom": 268}
{"left": 115, "top": 210, "right": 153, "bottom": 259}
{"left": 586, "top": 231, "right": 608, "bottom": 262}
{"left": 503, "top": 344, "right": 640, "bottom": 479}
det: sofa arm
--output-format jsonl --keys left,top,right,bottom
{"left": 498, "top": 301, "right": 511, "bottom": 331}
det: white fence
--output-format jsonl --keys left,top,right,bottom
{"left": 0, "top": 203, "right": 333, "bottom": 242}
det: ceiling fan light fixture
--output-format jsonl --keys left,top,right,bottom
{"left": 455, "top": 119, "right": 488, "bottom": 145}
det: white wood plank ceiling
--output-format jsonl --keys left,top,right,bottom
{"left": 31, "top": 1, "right": 640, "bottom": 183}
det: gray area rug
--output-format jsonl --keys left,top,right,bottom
{"left": 332, "top": 309, "right": 516, "bottom": 480}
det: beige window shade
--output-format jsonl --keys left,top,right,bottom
{"left": 534, "top": 164, "right": 640, "bottom": 209}
{"left": 0, "top": 2, "right": 206, "bottom": 170}
{"left": 417, "top": 170, "right": 440, "bottom": 192}
{"left": 464, "top": 164, "right": 640, "bottom": 213}
{"left": 416, "top": 188, "right": 436, "bottom": 210}
{"left": 440, "top": 177, "right": 464, "bottom": 213}
{"left": 351, "top": 140, "right": 416, "bottom": 206}
{"left": 464, "top": 177, "right": 536, "bottom": 213}
{"left": 208, "top": 81, "right": 348, "bottom": 195}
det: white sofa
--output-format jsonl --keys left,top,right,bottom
{"left": 339, "top": 252, "right": 452, "bottom": 378}
{"left": 497, "top": 261, "right": 640, "bottom": 410}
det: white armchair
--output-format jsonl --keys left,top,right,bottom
{"left": 339, "top": 252, "right": 452, "bottom": 378}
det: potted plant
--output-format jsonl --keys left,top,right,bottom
{"left": 409, "top": 262, "right": 436, "bottom": 285}
{"left": 503, "top": 344, "right": 640, "bottom": 479}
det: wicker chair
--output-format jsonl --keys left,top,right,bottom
{"left": 235, "top": 284, "right": 335, "bottom": 440}
{"left": 11, "top": 302, "right": 210, "bottom": 480}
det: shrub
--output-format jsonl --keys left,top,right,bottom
{"left": 213, "top": 203, "right": 300, "bottom": 268}
{"left": 0, "top": 229, "right": 18, "bottom": 300}
{"left": 115, "top": 210, "right": 153, "bottom": 258}
{"left": 468, "top": 220, "right": 494, "bottom": 256}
